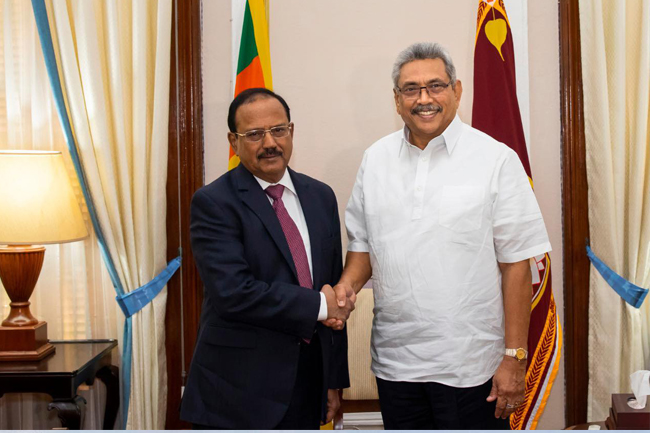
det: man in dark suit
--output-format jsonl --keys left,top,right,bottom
{"left": 180, "top": 88, "right": 353, "bottom": 430}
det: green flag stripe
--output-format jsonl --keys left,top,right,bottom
{"left": 236, "top": 1, "right": 259, "bottom": 75}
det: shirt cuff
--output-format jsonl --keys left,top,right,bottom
{"left": 497, "top": 242, "right": 552, "bottom": 263}
{"left": 347, "top": 239, "right": 370, "bottom": 252}
{"left": 317, "top": 292, "right": 328, "bottom": 321}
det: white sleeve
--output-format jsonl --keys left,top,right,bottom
{"left": 492, "top": 150, "right": 552, "bottom": 263}
{"left": 317, "top": 292, "right": 328, "bottom": 321}
{"left": 345, "top": 151, "right": 370, "bottom": 253}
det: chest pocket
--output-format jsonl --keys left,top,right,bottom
{"left": 439, "top": 185, "right": 485, "bottom": 233}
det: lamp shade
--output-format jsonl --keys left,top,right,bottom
{"left": 0, "top": 150, "right": 88, "bottom": 245}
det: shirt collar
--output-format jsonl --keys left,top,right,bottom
{"left": 254, "top": 169, "right": 297, "bottom": 196}
{"left": 400, "top": 114, "right": 463, "bottom": 156}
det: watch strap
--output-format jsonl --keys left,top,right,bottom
{"left": 505, "top": 347, "right": 528, "bottom": 360}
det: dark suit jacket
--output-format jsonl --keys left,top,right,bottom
{"left": 179, "top": 164, "right": 349, "bottom": 429}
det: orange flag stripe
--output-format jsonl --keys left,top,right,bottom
{"left": 234, "top": 55, "right": 266, "bottom": 97}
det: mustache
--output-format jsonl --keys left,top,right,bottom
{"left": 412, "top": 104, "right": 442, "bottom": 114}
{"left": 258, "top": 148, "right": 282, "bottom": 159}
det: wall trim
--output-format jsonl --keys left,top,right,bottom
{"left": 165, "top": 0, "right": 204, "bottom": 428}
{"left": 559, "top": 0, "right": 590, "bottom": 426}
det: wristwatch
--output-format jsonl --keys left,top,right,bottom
{"left": 505, "top": 347, "right": 528, "bottom": 361}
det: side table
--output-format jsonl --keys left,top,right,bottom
{"left": 0, "top": 339, "right": 119, "bottom": 430}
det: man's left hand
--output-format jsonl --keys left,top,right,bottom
{"left": 322, "top": 388, "right": 341, "bottom": 425}
{"left": 486, "top": 356, "right": 526, "bottom": 419}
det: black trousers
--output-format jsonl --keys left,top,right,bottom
{"left": 376, "top": 376, "right": 511, "bottom": 430}
{"left": 193, "top": 333, "right": 323, "bottom": 430}
{"left": 274, "top": 333, "right": 323, "bottom": 429}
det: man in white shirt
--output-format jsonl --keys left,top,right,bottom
{"left": 181, "top": 88, "right": 353, "bottom": 429}
{"left": 333, "top": 42, "right": 551, "bottom": 429}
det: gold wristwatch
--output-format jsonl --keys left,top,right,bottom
{"left": 505, "top": 348, "right": 528, "bottom": 361}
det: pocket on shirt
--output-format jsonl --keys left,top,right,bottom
{"left": 438, "top": 185, "right": 485, "bottom": 233}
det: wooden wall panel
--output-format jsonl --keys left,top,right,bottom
{"left": 165, "top": 0, "right": 204, "bottom": 428}
{"left": 559, "top": 0, "right": 590, "bottom": 426}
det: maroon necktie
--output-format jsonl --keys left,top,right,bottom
{"left": 265, "top": 185, "right": 313, "bottom": 289}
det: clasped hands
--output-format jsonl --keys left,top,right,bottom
{"left": 320, "top": 282, "right": 356, "bottom": 330}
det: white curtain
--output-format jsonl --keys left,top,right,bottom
{"left": 45, "top": 0, "right": 173, "bottom": 428}
{"left": 579, "top": 0, "right": 650, "bottom": 422}
{"left": 0, "top": 0, "right": 120, "bottom": 429}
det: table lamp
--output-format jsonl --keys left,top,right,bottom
{"left": 0, "top": 150, "right": 88, "bottom": 361}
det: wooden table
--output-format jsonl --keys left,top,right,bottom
{"left": 0, "top": 339, "right": 119, "bottom": 429}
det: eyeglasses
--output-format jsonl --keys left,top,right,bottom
{"left": 395, "top": 81, "right": 453, "bottom": 99}
{"left": 233, "top": 123, "right": 293, "bottom": 142}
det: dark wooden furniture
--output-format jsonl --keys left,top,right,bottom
{"left": 606, "top": 394, "right": 650, "bottom": 430}
{"left": 0, "top": 339, "right": 119, "bottom": 429}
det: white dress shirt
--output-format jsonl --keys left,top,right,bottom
{"left": 345, "top": 115, "right": 552, "bottom": 387}
{"left": 255, "top": 170, "right": 328, "bottom": 321}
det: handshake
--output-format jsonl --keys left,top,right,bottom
{"left": 320, "top": 282, "right": 357, "bottom": 331}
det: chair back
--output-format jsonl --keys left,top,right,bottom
{"left": 343, "top": 286, "right": 378, "bottom": 401}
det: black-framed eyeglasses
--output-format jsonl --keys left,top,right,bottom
{"left": 395, "top": 81, "right": 453, "bottom": 99}
{"left": 233, "top": 123, "right": 293, "bottom": 142}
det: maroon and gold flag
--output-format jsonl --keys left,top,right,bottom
{"left": 472, "top": 1, "right": 562, "bottom": 429}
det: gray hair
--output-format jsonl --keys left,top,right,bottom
{"left": 391, "top": 42, "right": 457, "bottom": 88}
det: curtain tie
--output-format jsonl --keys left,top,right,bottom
{"left": 586, "top": 246, "right": 648, "bottom": 308}
{"left": 116, "top": 256, "right": 182, "bottom": 318}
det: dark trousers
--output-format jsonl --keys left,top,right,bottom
{"left": 376, "top": 376, "right": 511, "bottom": 430}
{"left": 193, "top": 333, "right": 323, "bottom": 430}
{"left": 275, "top": 333, "right": 323, "bottom": 429}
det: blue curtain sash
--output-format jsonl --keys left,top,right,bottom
{"left": 586, "top": 246, "right": 648, "bottom": 308}
{"left": 116, "top": 256, "right": 182, "bottom": 318}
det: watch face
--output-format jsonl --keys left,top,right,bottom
{"left": 516, "top": 348, "right": 526, "bottom": 360}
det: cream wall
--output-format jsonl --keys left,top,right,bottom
{"left": 526, "top": 1, "right": 564, "bottom": 429}
{"left": 202, "top": 0, "right": 564, "bottom": 429}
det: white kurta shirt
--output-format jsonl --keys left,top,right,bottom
{"left": 345, "top": 116, "right": 552, "bottom": 387}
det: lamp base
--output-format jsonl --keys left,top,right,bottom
{"left": 0, "top": 321, "right": 55, "bottom": 361}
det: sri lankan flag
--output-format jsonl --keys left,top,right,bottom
{"left": 229, "top": 0, "right": 273, "bottom": 170}
{"left": 472, "top": 1, "right": 562, "bottom": 429}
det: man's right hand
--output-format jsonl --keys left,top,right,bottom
{"left": 321, "top": 284, "right": 355, "bottom": 330}
{"left": 324, "top": 282, "right": 358, "bottom": 329}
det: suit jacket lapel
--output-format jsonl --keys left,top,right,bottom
{"left": 235, "top": 165, "right": 298, "bottom": 281}
{"left": 290, "top": 168, "right": 322, "bottom": 290}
